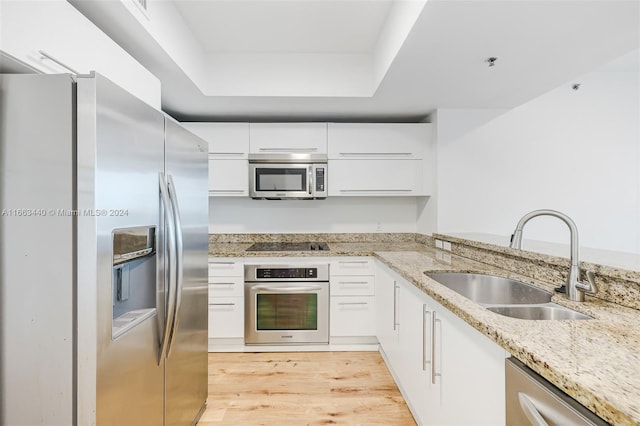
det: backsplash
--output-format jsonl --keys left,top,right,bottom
{"left": 433, "top": 233, "right": 640, "bottom": 311}
{"left": 209, "top": 232, "right": 421, "bottom": 244}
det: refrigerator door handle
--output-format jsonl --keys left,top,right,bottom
{"left": 166, "top": 174, "right": 184, "bottom": 358}
{"left": 159, "top": 173, "right": 177, "bottom": 365}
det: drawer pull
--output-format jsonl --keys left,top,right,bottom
{"left": 210, "top": 282, "right": 235, "bottom": 285}
{"left": 337, "top": 260, "right": 369, "bottom": 264}
{"left": 337, "top": 302, "right": 368, "bottom": 306}
{"left": 210, "top": 262, "right": 236, "bottom": 265}
{"left": 338, "top": 281, "right": 369, "bottom": 285}
{"left": 339, "top": 152, "right": 412, "bottom": 156}
{"left": 211, "top": 303, "right": 236, "bottom": 306}
{"left": 259, "top": 147, "right": 318, "bottom": 152}
{"left": 339, "top": 189, "right": 413, "bottom": 193}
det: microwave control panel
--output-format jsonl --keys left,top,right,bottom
{"left": 315, "top": 167, "right": 325, "bottom": 192}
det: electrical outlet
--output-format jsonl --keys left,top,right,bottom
{"left": 376, "top": 221, "right": 383, "bottom": 232}
{"left": 435, "top": 239, "right": 443, "bottom": 249}
{"left": 443, "top": 241, "right": 452, "bottom": 251}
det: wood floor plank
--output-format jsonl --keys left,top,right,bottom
{"left": 198, "top": 351, "right": 417, "bottom": 425}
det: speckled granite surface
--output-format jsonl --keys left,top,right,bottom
{"left": 209, "top": 233, "right": 640, "bottom": 425}
{"left": 434, "top": 233, "right": 640, "bottom": 311}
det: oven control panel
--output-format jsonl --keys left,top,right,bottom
{"left": 245, "top": 264, "right": 330, "bottom": 282}
{"left": 256, "top": 267, "right": 317, "bottom": 279}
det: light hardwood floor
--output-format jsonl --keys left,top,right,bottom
{"left": 198, "top": 351, "right": 417, "bottom": 425}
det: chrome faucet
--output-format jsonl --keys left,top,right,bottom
{"left": 509, "top": 209, "right": 597, "bottom": 302}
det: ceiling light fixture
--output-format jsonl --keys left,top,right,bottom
{"left": 486, "top": 57, "right": 498, "bottom": 67}
{"left": 572, "top": 83, "right": 581, "bottom": 91}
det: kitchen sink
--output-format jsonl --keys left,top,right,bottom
{"left": 425, "top": 272, "right": 552, "bottom": 305}
{"left": 486, "top": 304, "right": 591, "bottom": 320}
{"left": 425, "top": 272, "right": 592, "bottom": 321}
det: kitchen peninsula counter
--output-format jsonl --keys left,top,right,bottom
{"left": 209, "top": 234, "right": 640, "bottom": 425}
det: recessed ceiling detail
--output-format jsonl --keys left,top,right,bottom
{"left": 69, "top": 0, "right": 639, "bottom": 120}
{"left": 171, "top": 0, "right": 426, "bottom": 97}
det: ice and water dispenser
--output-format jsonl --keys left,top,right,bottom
{"left": 111, "top": 226, "right": 157, "bottom": 339}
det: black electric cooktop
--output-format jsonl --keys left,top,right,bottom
{"left": 245, "top": 242, "right": 330, "bottom": 252}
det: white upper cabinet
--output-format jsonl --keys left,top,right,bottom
{"left": 329, "top": 159, "right": 426, "bottom": 196}
{"left": 0, "top": 0, "right": 161, "bottom": 109}
{"left": 327, "top": 123, "right": 429, "bottom": 159}
{"left": 183, "top": 122, "right": 250, "bottom": 158}
{"left": 327, "top": 123, "right": 434, "bottom": 197}
{"left": 182, "top": 123, "right": 250, "bottom": 197}
{"left": 249, "top": 123, "right": 328, "bottom": 154}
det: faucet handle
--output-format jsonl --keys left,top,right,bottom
{"left": 577, "top": 270, "right": 598, "bottom": 295}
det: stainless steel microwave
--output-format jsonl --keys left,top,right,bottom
{"left": 248, "top": 154, "right": 328, "bottom": 200}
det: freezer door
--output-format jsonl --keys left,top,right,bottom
{"left": 164, "top": 118, "right": 209, "bottom": 425}
{"left": 77, "top": 74, "right": 165, "bottom": 425}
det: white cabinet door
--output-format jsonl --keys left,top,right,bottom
{"left": 330, "top": 296, "right": 376, "bottom": 337}
{"left": 182, "top": 122, "right": 249, "bottom": 158}
{"left": 328, "top": 123, "right": 430, "bottom": 159}
{"left": 375, "top": 261, "right": 506, "bottom": 426}
{"left": 0, "top": 0, "right": 160, "bottom": 109}
{"left": 433, "top": 299, "right": 506, "bottom": 426}
{"left": 208, "top": 298, "right": 244, "bottom": 339}
{"left": 249, "top": 123, "right": 327, "bottom": 154}
{"left": 396, "top": 281, "right": 432, "bottom": 425}
{"left": 375, "top": 263, "right": 401, "bottom": 366}
{"left": 329, "top": 159, "right": 426, "bottom": 196}
{"left": 208, "top": 159, "right": 248, "bottom": 197}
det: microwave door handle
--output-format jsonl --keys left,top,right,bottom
{"left": 308, "top": 165, "right": 313, "bottom": 195}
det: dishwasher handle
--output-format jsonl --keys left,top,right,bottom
{"left": 518, "top": 393, "right": 549, "bottom": 426}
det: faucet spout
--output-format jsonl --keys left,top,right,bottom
{"left": 509, "top": 209, "right": 597, "bottom": 302}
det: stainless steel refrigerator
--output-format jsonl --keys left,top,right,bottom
{"left": 0, "top": 72, "right": 209, "bottom": 425}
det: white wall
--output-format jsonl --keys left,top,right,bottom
{"left": 437, "top": 68, "right": 640, "bottom": 254}
{"left": 209, "top": 197, "right": 419, "bottom": 234}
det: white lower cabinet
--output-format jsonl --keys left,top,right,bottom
{"left": 330, "top": 258, "right": 376, "bottom": 343}
{"left": 330, "top": 296, "right": 375, "bottom": 337}
{"left": 208, "top": 298, "right": 244, "bottom": 339}
{"left": 208, "top": 259, "right": 244, "bottom": 348}
{"left": 376, "top": 261, "right": 506, "bottom": 425}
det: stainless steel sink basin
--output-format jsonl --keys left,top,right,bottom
{"left": 425, "top": 272, "right": 552, "bottom": 305}
{"left": 486, "top": 305, "right": 591, "bottom": 320}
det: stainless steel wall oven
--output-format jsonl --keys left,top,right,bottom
{"left": 244, "top": 264, "right": 329, "bottom": 344}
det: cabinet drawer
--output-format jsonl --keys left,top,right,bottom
{"left": 208, "top": 297, "right": 244, "bottom": 339}
{"left": 208, "top": 260, "right": 243, "bottom": 277}
{"left": 330, "top": 296, "right": 376, "bottom": 337}
{"left": 330, "top": 258, "right": 375, "bottom": 276}
{"left": 209, "top": 277, "right": 244, "bottom": 299}
{"left": 330, "top": 276, "right": 375, "bottom": 296}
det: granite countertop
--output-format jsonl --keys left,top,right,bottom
{"left": 209, "top": 240, "right": 640, "bottom": 425}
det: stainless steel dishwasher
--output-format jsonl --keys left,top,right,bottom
{"left": 506, "top": 358, "right": 609, "bottom": 426}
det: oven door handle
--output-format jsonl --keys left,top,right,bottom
{"left": 252, "top": 285, "right": 323, "bottom": 292}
